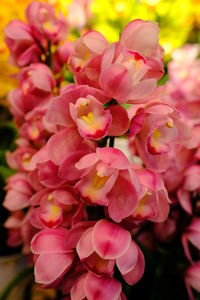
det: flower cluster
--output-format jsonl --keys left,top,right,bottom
{"left": 3, "top": 2, "right": 192, "bottom": 299}
{"left": 165, "top": 44, "right": 200, "bottom": 300}
{"left": 132, "top": 44, "right": 200, "bottom": 300}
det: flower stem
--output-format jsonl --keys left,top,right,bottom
{"left": 0, "top": 267, "right": 33, "bottom": 300}
{"left": 109, "top": 136, "right": 115, "bottom": 147}
{"left": 46, "top": 41, "right": 52, "bottom": 69}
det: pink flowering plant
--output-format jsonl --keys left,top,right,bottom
{"left": 2, "top": 2, "right": 200, "bottom": 300}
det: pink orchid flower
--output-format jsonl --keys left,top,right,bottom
{"left": 162, "top": 144, "right": 194, "bottom": 193}
{"left": 18, "top": 63, "right": 55, "bottom": 104}
{"left": 177, "top": 165, "right": 200, "bottom": 215}
{"left": 76, "top": 219, "right": 145, "bottom": 285}
{"left": 6, "top": 144, "right": 36, "bottom": 171}
{"left": 26, "top": 145, "right": 65, "bottom": 187}
{"left": 177, "top": 188, "right": 192, "bottom": 215}
{"left": 100, "top": 42, "right": 157, "bottom": 104}
{"left": 132, "top": 168, "right": 170, "bottom": 223}
{"left": 71, "top": 272, "right": 124, "bottom": 300}
{"left": 4, "top": 20, "right": 41, "bottom": 67}
{"left": 60, "top": 261, "right": 87, "bottom": 297}
{"left": 46, "top": 84, "right": 129, "bottom": 141}
{"left": 68, "top": 0, "right": 92, "bottom": 29}
{"left": 9, "top": 64, "right": 55, "bottom": 125}
{"left": 184, "top": 165, "right": 200, "bottom": 192}
{"left": 182, "top": 218, "right": 200, "bottom": 263}
{"left": 168, "top": 44, "right": 200, "bottom": 102}
{"left": 45, "top": 84, "right": 112, "bottom": 143}
{"left": 120, "top": 19, "right": 164, "bottom": 80}
{"left": 75, "top": 147, "right": 141, "bottom": 222}
{"left": 185, "top": 261, "right": 200, "bottom": 300}
{"left": 31, "top": 228, "right": 74, "bottom": 285}
{"left": 26, "top": 2, "right": 68, "bottom": 48}
{"left": 129, "top": 102, "right": 191, "bottom": 172}
{"left": 3, "top": 173, "right": 36, "bottom": 211}
{"left": 69, "top": 94, "right": 112, "bottom": 139}
{"left": 19, "top": 107, "right": 50, "bottom": 144}
{"left": 5, "top": 212, "right": 25, "bottom": 248}
{"left": 29, "top": 187, "right": 82, "bottom": 229}
{"left": 68, "top": 30, "right": 109, "bottom": 88}
{"left": 5, "top": 211, "right": 37, "bottom": 254}
{"left": 28, "top": 131, "right": 96, "bottom": 183}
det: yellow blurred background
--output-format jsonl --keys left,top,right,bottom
{"left": 1, "top": 0, "right": 200, "bottom": 105}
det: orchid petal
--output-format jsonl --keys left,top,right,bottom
{"left": 92, "top": 219, "right": 131, "bottom": 259}
{"left": 35, "top": 253, "right": 74, "bottom": 284}
{"left": 31, "top": 228, "right": 68, "bottom": 254}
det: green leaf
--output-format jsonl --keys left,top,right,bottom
{"left": 0, "top": 165, "right": 15, "bottom": 180}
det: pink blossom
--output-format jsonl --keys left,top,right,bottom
{"left": 18, "top": 63, "right": 55, "bottom": 103}
{"left": 4, "top": 20, "right": 41, "bottom": 67}
{"left": 5, "top": 211, "right": 37, "bottom": 253}
{"left": 185, "top": 261, "right": 200, "bottom": 300}
{"left": 45, "top": 85, "right": 118, "bottom": 178}
{"left": 184, "top": 165, "right": 200, "bottom": 192}
{"left": 68, "top": 31, "right": 109, "bottom": 88}
{"left": 5, "top": 212, "right": 25, "bottom": 248}
{"left": 132, "top": 168, "right": 170, "bottom": 223}
{"left": 129, "top": 102, "right": 191, "bottom": 172}
{"left": 31, "top": 228, "right": 74, "bottom": 285}
{"left": 19, "top": 108, "right": 50, "bottom": 144}
{"left": 6, "top": 143, "right": 36, "bottom": 171}
{"left": 27, "top": 141, "right": 92, "bottom": 185}
{"left": 3, "top": 12, "right": 179, "bottom": 298}
{"left": 177, "top": 188, "right": 192, "bottom": 215}
{"left": 26, "top": 2, "right": 68, "bottom": 48}
{"left": 9, "top": 63, "right": 55, "bottom": 125}
{"left": 46, "top": 84, "right": 130, "bottom": 141}
{"left": 99, "top": 42, "right": 157, "bottom": 104}
{"left": 69, "top": 94, "right": 112, "bottom": 139}
{"left": 46, "top": 130, "right": 95, "bottom": 181}
{"left": 99, "top": 19, "right": 164, "bottom": 103}
{"left": 75, "top": 147, "right": 141, "bottom": 222}
{"left": 182, "top": 218, "right": 200, "bottom": 263}
{"left": 29, "top": 187, "right": 83, "bottom": 229}
{"left": 76, "top": 219, "right": 144, "bottom": 285}
{"left": 68, "top": 0, "right": 92, "bottom": 29}
{"left": 3, "top": 173, "right": 36, "bottom": 211}
{"left": 71, "top": 272, "right": 124, "bottom": 300}
{"left": 45, "top": 84, "right": 109, "bottom": 128}
{"left": 177, "top": 165, "right": 200, "bottom": 215}
{"left": 162, "top": 145, "right": 194, "bottom": 193}
{"left": 168, "top": 44, "right": 200, "bottom": 102}
{"left": 120, "top": 19, "right": 164, "bottom": 80}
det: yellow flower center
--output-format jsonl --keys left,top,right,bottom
{"left": 152, "top": 129, "right": 161, "bottom": 140}
{"left": 47, "top": 193, "right": 54, "bottom": 201}
{"left": 81, "top": 112, "right": 94, "bottom": 124}
{"left": 28, "top": 123, "right": 40, "bottom": 140}
{"left": 92, "top": 174, "right": 109, "bottom": 189}
{"left": 43, "top": 21, "right": 57, "bottom": 33}
{"left": 22, "top": 153, "right": 31, "bottom": 166}
{"left": 166, "top": 120, "right": 173, "bottom": 128}
{"left": 51, "top": 204, "right": 60, "bottom": 219}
